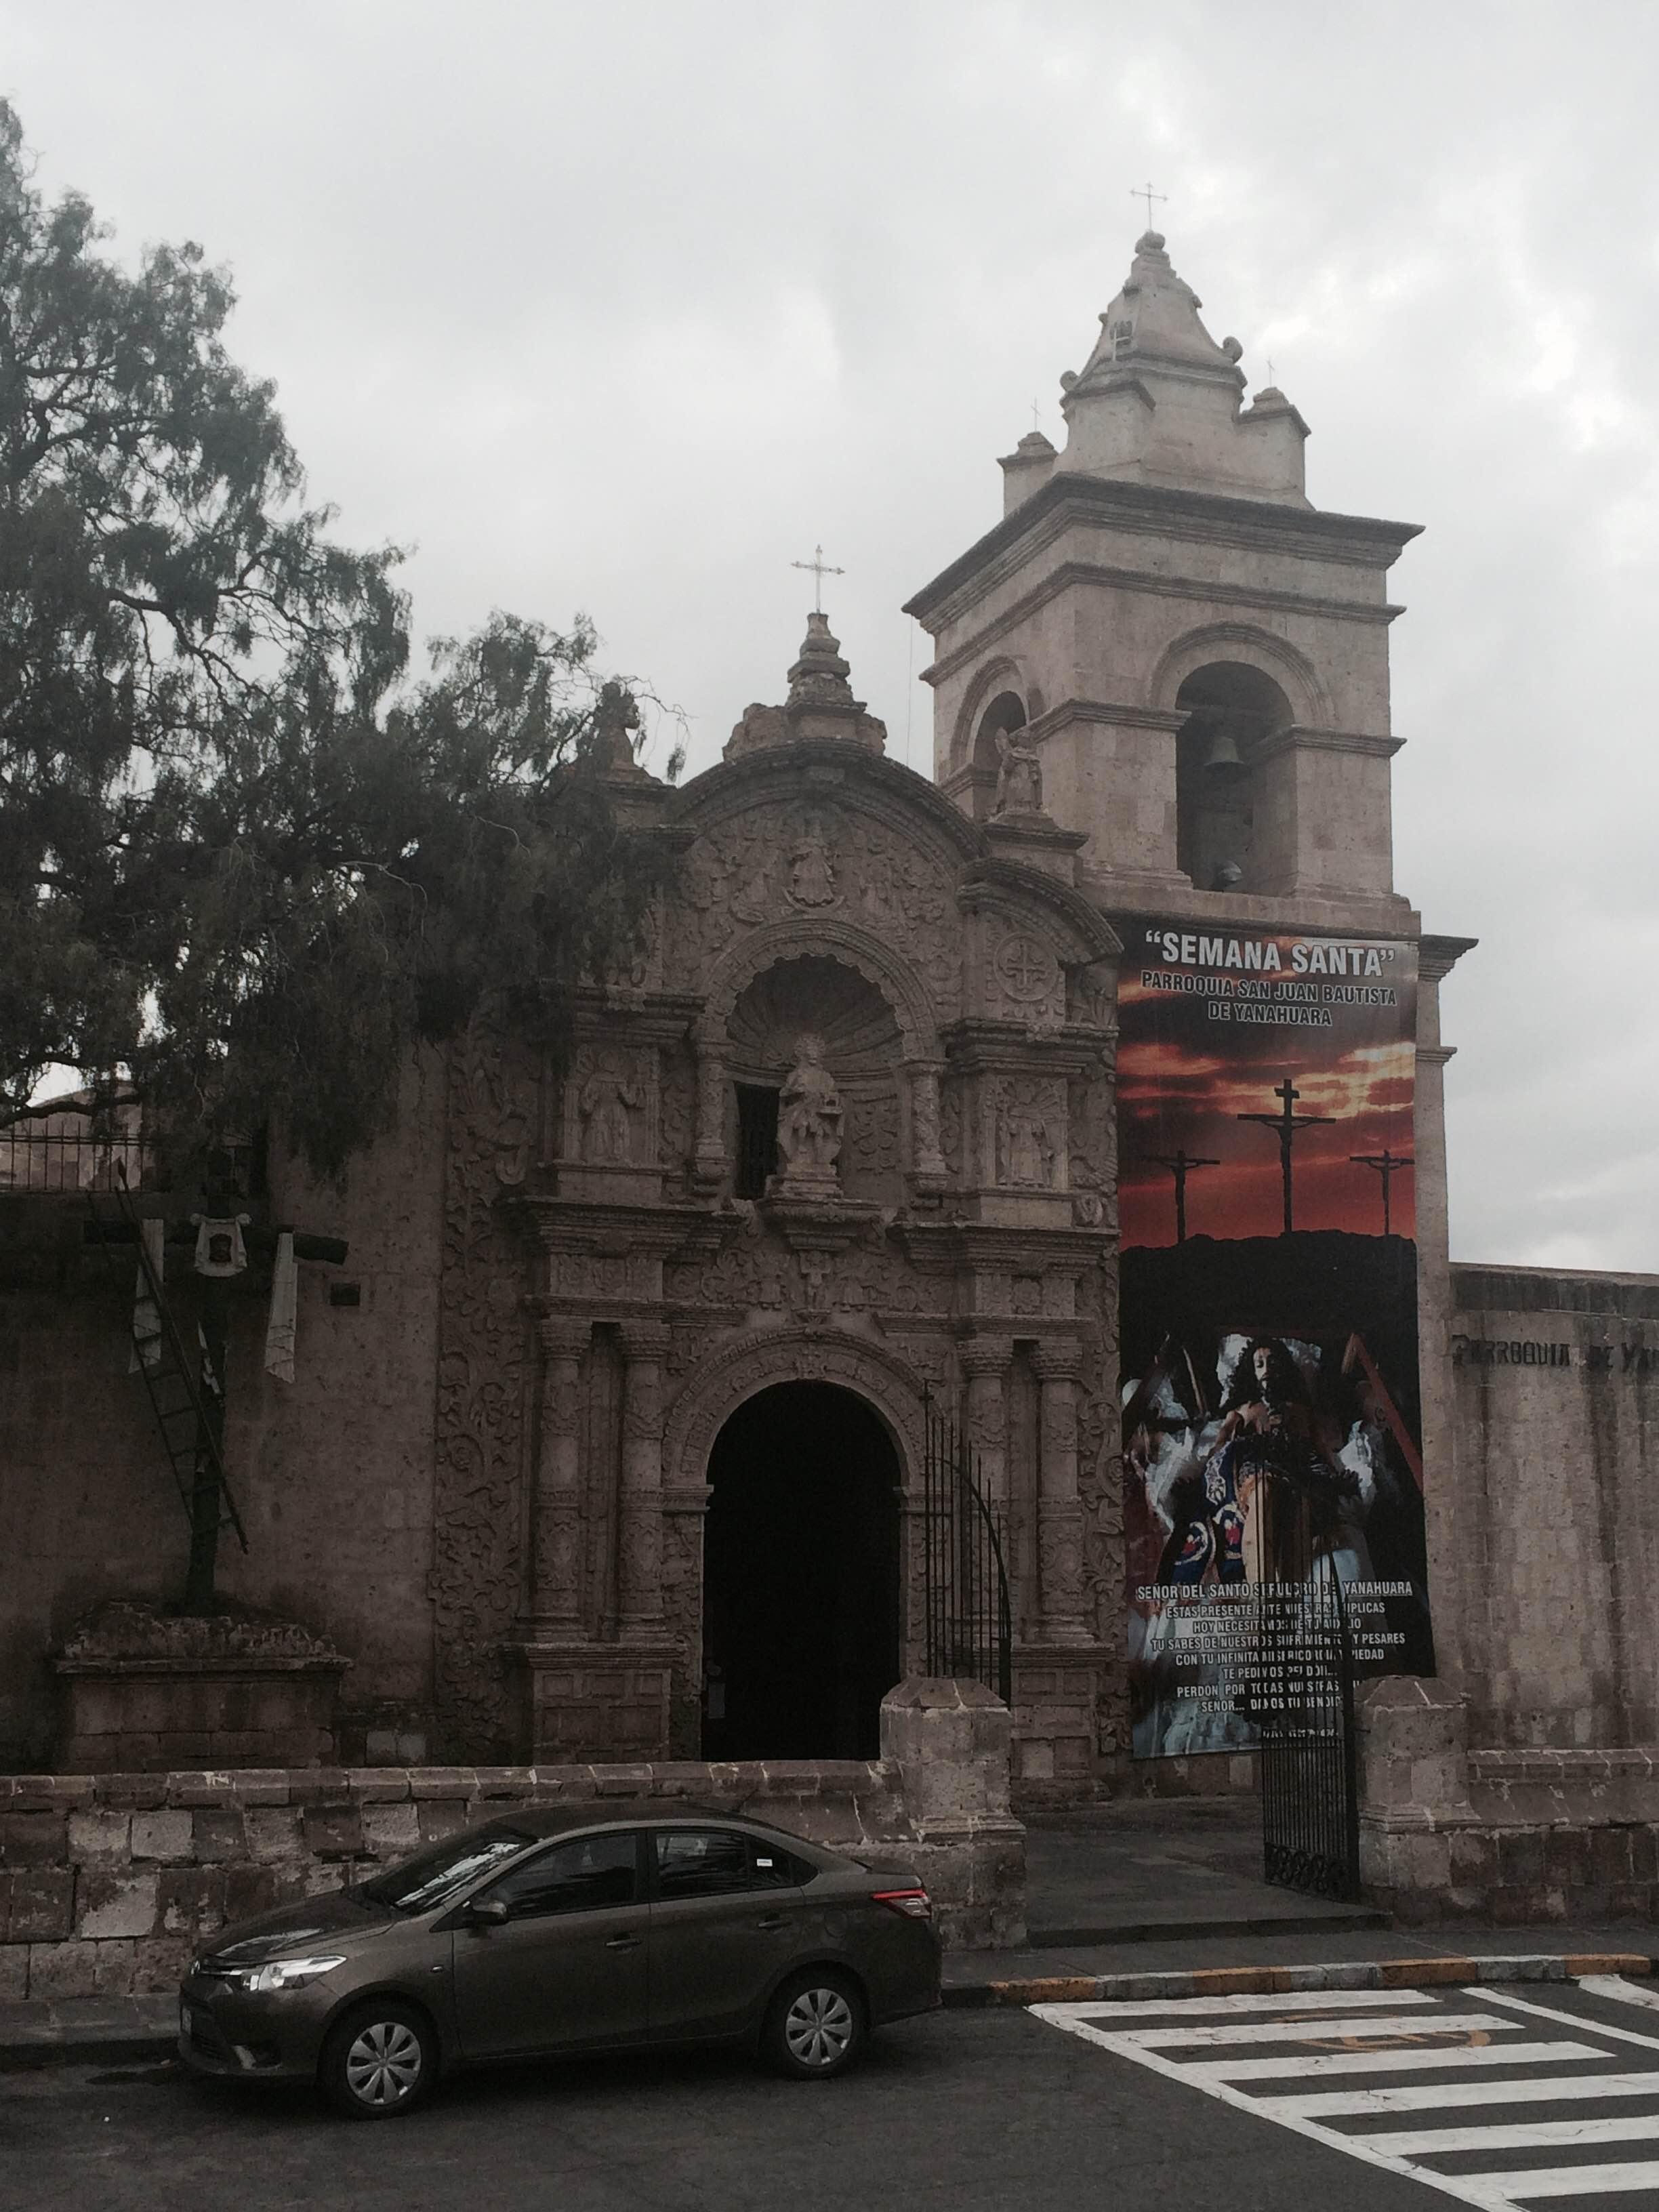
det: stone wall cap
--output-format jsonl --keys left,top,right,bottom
{"left": 882, "top": 1677, "right": 1009, "bottom": 1713}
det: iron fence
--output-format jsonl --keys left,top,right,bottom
{"left": 921, "top": 1387, "right": 1012, "bottom": 1706}
{"left": 0, "top": 1122, "right": 260, "bottom": 1196}
{"left": 1253, "top": 1486, "right": 1361, "bottom": 1900}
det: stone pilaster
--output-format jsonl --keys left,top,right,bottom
{"left": 906, "top": 1060, "right": 949, "bottom": 1190}
{"left": 691, "top": 1036, "right": 728, "bottom": 1193}
{"left": 527, "top": 1315, "right": 589, "bottom": 1632}
{"left": 1031, "top": 1340, "right": 1089, "bottom": 1643}
{"left": 617, "top": 1319, "right": 671, "bottom": 1637}
{"left": 959, "top": 1337, "right": 1011, "bottom": 1512}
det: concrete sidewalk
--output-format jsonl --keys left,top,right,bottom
{"left": 1020, "top": 1799, "right": 1387, "bottom": 1945}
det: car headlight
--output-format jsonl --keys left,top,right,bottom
{"left": 224, "top": 1954, "right": 347, "bottom": 1994}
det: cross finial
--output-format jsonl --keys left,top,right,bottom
{"left": 791, "top": 543, "right": 845, "bottom": 614}
{"left": 1031, "top": 398, "right": 1042, "bottom": 434}
{"left": 1131, "top": 181, "right": 1167, "bottom": 227}
{"left": 1267, "top": 356, "right": 1277, "bottom": 384}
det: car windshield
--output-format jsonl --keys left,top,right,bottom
{"left": 358, "top": 1827, "right": 533, "bottom": 1913}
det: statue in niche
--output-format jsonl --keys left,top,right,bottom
{"left": 578, "top": 1058, "right": 645, "bottom": 1163}
{"left": 998, "top": 1086, "right": 1056, "bottom": 1188}
{"left": 992, "top": 726, "right": 1044, "bottom": 817}
{"left": 773, "top": 1033, "right": 843, "bottom": 1191}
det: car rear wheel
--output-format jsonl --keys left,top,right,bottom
{"left": 319, "top": 1999, "right": 437, "bottom": 2120}
{"left": 761, "top": 1967, "right": 866, "bottom": 2080}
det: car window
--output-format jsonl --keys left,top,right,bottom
{"left": 654, "top": 1828, "right": 803, "bottom": 1900}
{"left": 359, "top": 1826, "right": 533, "bottom": 1913}
{"left": 483, "top": 1831, "right": 640, "bottom": 1921}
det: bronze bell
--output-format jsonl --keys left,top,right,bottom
{"left": 1202, "top": 726, "right": 1246, "bottom": 774}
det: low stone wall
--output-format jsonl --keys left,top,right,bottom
{"left": 0, "top": 1681, "right": 1027, "bottom": 1999}
{"left": 1359, "top": 1679, "right": 1659, "bottom": 1925}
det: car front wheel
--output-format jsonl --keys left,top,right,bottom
{"left": 761, "top": 1968, "right": 866, "bottom": 2080}
{"left": 319, "top": 1999, "right": 437, "bottom": 2120}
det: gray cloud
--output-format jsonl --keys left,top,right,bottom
{"left": 6, "top": 0, "right": 1656, "bottom": 1266}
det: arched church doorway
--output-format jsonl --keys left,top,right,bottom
{"left": 701, "top": 1382, "right": 901, "bottom": 1761}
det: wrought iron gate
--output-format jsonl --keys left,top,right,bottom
{"left": 920, "top": 1389, "right": 1012, "bottom": 1706}
{"left": 1254, "top": 1488, "right": 1361, "bottom": 1900}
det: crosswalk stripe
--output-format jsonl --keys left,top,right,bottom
{"left": 1032, "top": 2007, "right": 1538, "bottom": 2209}
{"left": 1130, "top": 2011, "right": 1523, "bottom": 2049}
{"left": 1352, "top": 2114, "right": 1659, "bottom": 2156}
{"left": 1457, "top": 2157, "right": 1659, "bottom": 2198}
{"left": 1476, "top": 1987, "right": 1659, "bottom": 2055}
{"left": 1256, "top": 2070, "right": 1659, "bottom": 2120}
{"left": 1059, "top": 1988, "right": 1442, "bottom": 2022}
{"left": 1191, "top": 2039, "right": 1602, "bottom": 2083}
{"left": 1576, "top": 1975, "right": 1659, "bottom": 2018}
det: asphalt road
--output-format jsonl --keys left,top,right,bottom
{"left": 5, "top": 2005, "right": 1458, "bottom": 2212}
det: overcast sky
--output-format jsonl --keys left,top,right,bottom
{"left": 5, "top": 1, "right": 1656, "bottom": 1272}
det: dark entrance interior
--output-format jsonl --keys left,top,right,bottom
{"left": 701, "top": 1382, "right": 901, "bottom": 1761}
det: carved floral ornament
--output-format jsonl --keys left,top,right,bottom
{"left": 661, "top": 1330, "right": 930, "bottom": 1495}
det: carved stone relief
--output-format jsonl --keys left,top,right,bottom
{"left": 989, "top": 922, "right": 1065, "bottom": 1030}
{"left": 572, "top": 1046, "right": 649, "bottom": 1164}
{"left": 995, "top": 1077, "right": 1065, "bottom": 1189}
{"left": 667, "top": 800, "right": 960, "bottom": 1016}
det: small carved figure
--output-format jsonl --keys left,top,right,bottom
{"left": 774, "top": 1033, "right": 844, "bottom": 1187}
{"left": 993, "top": 726, "right": 1044, "bottom": 817}
{"left": 998, "top": 1088, "right": 1055, "bottom": 1187}
{"left": 578, "top": 1061, "right": 644, "bottom": 1163}
{"left": 787, "top": 815, "right": 839, "bottom": 909}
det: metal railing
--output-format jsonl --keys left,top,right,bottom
{"left": 0, "top": 1127, "right": 152, "bottom": 1191}
{"left": 0, "top": 1120, "right": 260, "bottom": 1195}
{"left": 921, "top": 1387, "right": 1012, "bottom": 1706}
{"left": 1254, "top": 1492, "right": 1361, "bottom": 1901}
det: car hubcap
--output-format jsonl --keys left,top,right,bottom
{"left": 344, "top": 2021, "right": 424, "bottom": 2106}
{"left": 785, "top": 1987, "right": 854, "bottom": 2068}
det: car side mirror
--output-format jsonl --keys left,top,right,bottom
{"left": 466, "top": 1897, "right": 510, "bottom": 1927}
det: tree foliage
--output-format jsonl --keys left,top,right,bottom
{"left": 0, "top": 102, "right": 670, "bottom": 1177}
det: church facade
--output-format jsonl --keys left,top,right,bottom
{"left": 0, "top": 234, "right": 1513, "bottom": 1823}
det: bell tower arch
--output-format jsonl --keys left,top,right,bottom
{"left": 905, "top": 230, "right": 1419, "bottom": 916}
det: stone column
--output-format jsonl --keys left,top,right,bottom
{"left": 617, "top": 1319, "right": 671, "bottom": 1637}
{"left": 691, "top": 1031, "right": 728, "bottom": 1191}
{"left": 529, "top": 1315, "right": 589, "bottom": 1631}
{"left": 907, "top": 1061, "right": 948, "bottom": 1182}
{"left": 1031, "top": 1340, "right": 1089, "bottom": 1643}
{"left": 959, "top": 1338, "right": 1011, "bottom": 1512}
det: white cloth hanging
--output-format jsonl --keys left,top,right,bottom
{"left": 128, "top": 1218, "right": 165, "bottom": 1372}
{"left": 264, "top": 1229, "right": 297, "bottom": 1383}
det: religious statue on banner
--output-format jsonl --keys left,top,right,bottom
{"left": 992, "top": 726, "right": 1044, "bottom": 817}
{"left": 772, "top": 1033, "right": 843, "bottom": 1193}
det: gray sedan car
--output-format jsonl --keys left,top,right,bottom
{"left": 178, "top": 1804, "right": 941, "bottom": 2118}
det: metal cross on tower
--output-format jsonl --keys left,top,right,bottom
{"left": 1131, "top": 182, "right": 1167, "bottom": 226}
{"left": 1147, "top": 1146, "right": 1220, "bottom": 1244}
{"left": 1350, "top": 1147, "right": 1414, "bottom": 1235}
{"left": 1237, "top": 1077, "right": 1337, "bottom": 1237}
{"left": 791, "top": 544, "right": 845, "bottom": 613}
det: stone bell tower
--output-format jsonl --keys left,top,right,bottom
{"left": 904, "top": 230, "right": 1419, "bottom": 924}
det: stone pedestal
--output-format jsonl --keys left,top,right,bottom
{"left": 52, "top": 1600, "right": 350, "bottom": 1772}
{"left": 880, "top": 1676, "right": 1027, "bottom": 1948}
{"left": 1010, "top": 1640, "right": 1111, "bottom": 1804}
{"left": 512, "top": 1638, "right": 676, "bottom": 1762}
{"left": 1355, "top": 1672, "right": 1481, "bottom": 1921}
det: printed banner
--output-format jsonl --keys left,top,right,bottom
{"left": 1119, "top": 919, "right": 1434, "bottom": 1759}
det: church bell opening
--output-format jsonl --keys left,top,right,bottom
{"left": 700, "top": 1382, "right": 901, "bottom": 1761}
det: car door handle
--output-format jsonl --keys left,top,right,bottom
{"left": 754, "top": 1916, "right": 787, "bottom": 1931}
{"left": 605, "top": 1936, "right": 642, "bottom": 1951}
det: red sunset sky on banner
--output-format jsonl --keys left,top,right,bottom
{"left": 1117, "top": 929, "right": 1419, "bottom": 1250}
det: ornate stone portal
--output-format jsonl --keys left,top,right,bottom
{"left": 430, "top": 615, "right": 1122, "bottom": 1791}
